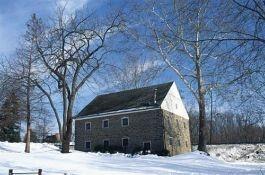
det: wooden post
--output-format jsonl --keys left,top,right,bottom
{"left": 38, "top": 169, "right": 42, "bottom": 175}
{"left": 8, "top": 169, "right": 13, "bottom": 175}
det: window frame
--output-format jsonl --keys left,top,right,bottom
{"left": 102, "top": 119, "right": 109, "bottom": 128}
{"left": 176, "top": 120, "right": 179, "bottom": 128}
{"left": 169, "top": 137, "right": 173, "bottom": 146}
{"left": 85, "top": 140, "right": 91, "bottom": 150}
{"left": 121, "top": 117, "right": 129, "bottom": 127}
{"left": 122, "top": 137, "right": 129, "bottom": 147}
{"left": 178, "top": 140, "right": 181, "bottom": 146}
{"left": 85, "top": 122, "right": 91, "bottom": 131}
{"left": 142, "top": 141, "right": 152, "bottom": 151}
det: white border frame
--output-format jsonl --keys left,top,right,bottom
{"left": 121, "top": 117, "right": 129, "bottom": 127}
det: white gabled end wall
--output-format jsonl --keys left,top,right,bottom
{"left": 161, "top": 82, "right": 189, "bottom": 119}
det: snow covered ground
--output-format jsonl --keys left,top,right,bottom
{"left": 207, "top": 144, "right": 265, "bottom": 163}
{"left": 0, "top": 142, "right": 264, "bottom": 175}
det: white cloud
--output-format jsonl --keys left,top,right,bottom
{"left": 57, "top": 0, "right": 90, "bottom": 14}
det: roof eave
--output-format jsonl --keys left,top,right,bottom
{"left": 74, "top": 106, "right": 161, "bottom": 120}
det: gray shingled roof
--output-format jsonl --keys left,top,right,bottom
{"left": 76, "top": 82, "right": 173, "bottom": 117}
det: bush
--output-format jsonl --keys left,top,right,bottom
{"left": 152, "top": 149, "right": 170, "bottom": 156}
{"left": 94, "top": 144, "right": 170, "bottom": 156}
{"left": 94, "top": 145, "right": 123, "bottom": 154}
{"left": 131, "top": 146, "right": 142, "bottom": 156}
{"left": 94, "top": 145, "right": 106, "bottom": 153}
{"left": 108, "top": 146, "right": 124, "bottom": 154}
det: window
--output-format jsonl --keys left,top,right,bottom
{"left": 121, "top": 117, "right": 129, "bottom": 127}
{"left": 185, "top": 141, "right": 188, "bottom": 147}
{"left": 183, "top": 122, "right": 186, "bottom": 129}
{"left": 122, "top": 138, "right": 129, "bottom": 147}
{"left": 175, "top": 103, "right": 178, "bottom": 109}
{"left": 169, "top": 137, "right": 173, "bottom": 145}
{"left": 85, "top": 141, "right": 91, "bottom": 150}
{"left": 85, "top": 122, "right": 91, "bottom": 130}
{"left": 103, "top": 139, "right": 110, "bottom": 148}
{"left": 102, "top": 119, "right": 109, "bottom": 128}
{"left": 176, "top": 120, "right": 179, "bottom": 128}
{"left": 178, "top": 140, "right": 181, "bottom": 146}
{"left": 143, "top": 141, "right": 151, "bottom": 151}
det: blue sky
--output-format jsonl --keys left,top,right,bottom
{"left": 0, "top": 0, "right": 194, "bottom": 105}
{"left": 0, "top": 0, "right": 199, "bottom": 133}
{"left": 0, "top": 0, "right": 52, "bottom": 55}
{"left": 0, "top": 0, "right": 104, "bottom": 56}
{"left": 0, "top": 0, "right": 194, "bottom": 98}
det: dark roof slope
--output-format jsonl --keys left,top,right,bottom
{"left": 77, "top": 82, "right": 173, "bottom": 117}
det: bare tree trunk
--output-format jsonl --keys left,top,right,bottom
{"left": 195, "top": 28, "right": 207, "bottom": 151}
{"left": 61, "top": 118, "right": 72, "bottom": 153}
{"left": 25, "top": 111, "right": 31, "bottom": 153}
{"left": 61, "top": 94, "right": 74, "bottom": 153}
{"left": 29, "top": 8, "right": 121, "bottom": 153}
{"left": 196, "top": 66, "right": 207, "bottom": 152}
{"left": 209, "top": 89, "right": 213, "bottom": 145}
{"left": 25, "top": 55, "right": 32, "bottom": 153}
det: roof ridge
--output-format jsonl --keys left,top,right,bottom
{"left": 98, "top": 81, "right": 174, "bottom": 97}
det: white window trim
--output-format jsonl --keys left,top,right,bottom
{"left": 103, "top": 139, "right": 110, "bottom": 147}
{"left": 121, "top": 117, "right": 129, "bottom": 127}
{"left": 142, "top": 141, "right": 152, "bottom": 150}
{"left": 85, "top": 122, "right": 91, "bottom": 131}
{"left": 102, "top": 119, "right": 109, "bottom": 128}
{"left": 85, "top": 140, "right": 91, "bottom": 150}
{"left": 122, "top": 137, "right": 129, "bottom": 147}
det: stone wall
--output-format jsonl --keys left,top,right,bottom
{"left": 75, "top": 109, "right": 164, "bottom": 153}
{"left": 162, "top": 110, "right": 191, "bottom": 156}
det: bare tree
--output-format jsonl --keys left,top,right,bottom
{"left": 26, "top": 7, "right": 123, "bottom": 153}
{"left": 1, "top": 14, "right": 51, "bottom": 153}
{"left": 125, "top": 0, "right": 236, "bottom": 152}
{"left": 104, "top": 53, "right": 163, "bottom": 91}
{"left": 17, "top": 13, "right": 44, "bottom": 153}
{"left": 216, "top": 0, "right": 265, "bottom": 137}
{"left": 34, "top": 108, "right": 54, "bottom": 143}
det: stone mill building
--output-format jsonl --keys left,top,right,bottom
{"left": 74, "top": 82, "right": 191, "bottom": 156}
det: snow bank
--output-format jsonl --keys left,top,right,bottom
{"left": 0, "top": 142, "right": 264, "bottom": 175}
{"left": 207, "top": 144, "right": 265, "bottom": 163}
{"left": 0, "top": 141, "right": 59, "bottom": 153}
